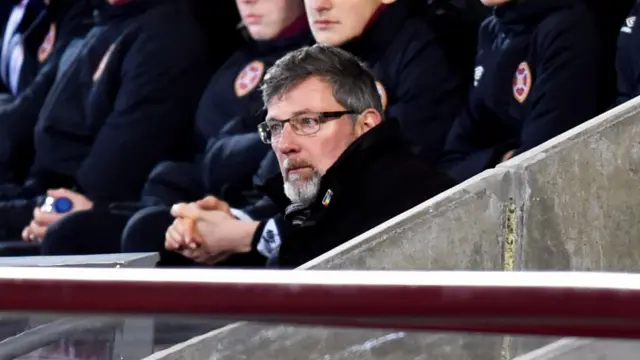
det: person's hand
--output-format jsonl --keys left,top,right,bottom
{"left": 163, "top": 196, "right": 233, "bottom": 249}
{"left": 22, "top": 188, "right": 93, "bottom": 242}
{"left": 195, "top": 196, "right": 232, "bottom": 215}
{"left": 166, "top": 202, "right": 258, "bottom": 265}
{"left": 501, "top": 149, "right": 516, "bottom": 162}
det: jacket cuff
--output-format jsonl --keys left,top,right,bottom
{"left": 219, "top": 220, "right": 269, "bottom": 268}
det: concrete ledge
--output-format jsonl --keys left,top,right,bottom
{"left": 512, "top": 338, "right": 640, "bottom": 360}
{"left": 0, "top": 252, "right": 159, "bottom": 268}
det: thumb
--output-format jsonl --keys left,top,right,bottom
{"left": 46, "top": 188, "right": 70, "bottom": 198}
{"left": 171, "top": 203, "right": 204, "bottom": 221}
{"left": 197, "top": 196, "right": 230, "bottom": 213}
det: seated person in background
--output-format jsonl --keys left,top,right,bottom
{"left": 0, "top": 0, "right": 213, "bottom": 242}
{"left": 582, "top": 0, "right": 635, "bottom": 108}
{"left": 615, "top": 1, "right": 640, "bottom": 106}
{"left": 165, "top": 45, "right": 454, "bottom": 268}
{"left": 34, "top": 0, "right": 312, "bottom": 254}
{"left": 438, "top": 0, "right": 604, "bottom": 184}
{"left": 112, "top": 0, "right": 467, "bottom": 265}
{"left": 0, "top": 0, "right": 49, "bottom": 102}
{"left": 141, "top": 0, "right": 310, "bottom": 208}
{"left": 0, "top": 0, "right": 94, "bottom": 185}
{"left": 305, "top": 0, "right": 465, "bottom": 163}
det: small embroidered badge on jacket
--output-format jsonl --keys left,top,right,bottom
{"left": 322, "top": 189, "right": 333, "bottom": 207}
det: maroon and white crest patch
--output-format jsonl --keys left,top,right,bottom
{"left": 513, "top": 62, "right": 532, "bottom": 103}
{"left": 234, "top": 60, "right": 265, "bottom": 97}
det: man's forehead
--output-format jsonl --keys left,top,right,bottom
{"left": 266, "top": 77, "right": 337, "bottom": 120}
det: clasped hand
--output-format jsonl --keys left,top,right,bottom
{"left": 166, "top": 196, "right": 258, "bottom": 265}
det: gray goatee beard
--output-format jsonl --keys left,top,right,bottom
{"left": 282, "top": 159, "right": 321, "bottom": 206}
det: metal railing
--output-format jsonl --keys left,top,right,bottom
{"left": 1, "top": 269, "right": 640, "bottom": 340}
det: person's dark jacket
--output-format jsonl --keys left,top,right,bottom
{"left": 137, "top": 20, "right": 313, "bottom": 208}
{"left": 439, "top": 0, "right": 603, "bottom": 184}
{"left": 340, "top": 0, "right": 465, "bottom": 164}
{"left": 0, "top": 0, "right": 94, "bottom": 184}
{"left": 236, "top": 119, "right": 454, "bottom": 269}
{"left": 27, "top": 0, "right": 212, "bottom": 203}
{"left": 616, "top": 0, "right": 640, "bottom": 106}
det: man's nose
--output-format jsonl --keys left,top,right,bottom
{"left": 274, "top": 123, "right": 300, "bottom": 155}
{"left": 239, "top": 0, "right": 256, "bottom": 5}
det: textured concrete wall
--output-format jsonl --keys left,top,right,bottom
{"left": 495, "top": 100, "right": 640, "bottom": 356}
{"left": 147, "top": 99, "right": 640, "bottom": 360}
{"left": 499, "top": 101, "right": 640, "bottom": 273}
{"left": 512, "top": 338, "right": 640, "bottom": 360}
{"left": 0, "top": 252, "right": 159, "bottom": 268}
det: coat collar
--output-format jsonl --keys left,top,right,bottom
{"left": 493, "top": 0, "right": 578, "bottom": 33}
{"left": 339, "top": 1, "right": 411, "bottom": 65}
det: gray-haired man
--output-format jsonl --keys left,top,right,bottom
{"left": 166, "top": 45, "right": 453, "bottom": 268}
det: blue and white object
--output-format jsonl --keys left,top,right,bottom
{"left": 40, "top": 196, "right": 73, "bottom": 213}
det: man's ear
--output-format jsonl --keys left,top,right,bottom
{"left": 354, "top": 109, "right": 382, "bottom": 136}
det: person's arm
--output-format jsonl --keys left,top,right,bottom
{"left": 511, "top": 12, "right": 601, "bottom": 157}
{"left": 0, "top": 58, "right": 58, "bottom": 183}
{"left": 220, "top": 213, "right": 293, "bottom": 268}
{"left": 202, "top": 132, "right": 270, "bottom": 194}
{"left": 438, "top": 97, "right": 514, "bottom": 183}
{"left": 76, "top": 31, "right": 211, "bottom": 202}
{"left": 388, "top": 24, "right": 466, "bottom": 165}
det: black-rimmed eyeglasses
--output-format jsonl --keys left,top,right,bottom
{"left": 257, "top": 111, "right": 357, "bottom": 144}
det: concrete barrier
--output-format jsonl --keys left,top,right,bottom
{"left": 0, "top": 252, "right": 159, "bottom": 268}
{"left": 512, "top": 338, "right": 640, "bottom": 360}
{"left": 147, "top": 98, "right": 640, "bottom": 359}
{"left": 498, "top": 100, "right": 640, "bottom": 273}
{"left": 145, "top": 170, "right": 513, "bottom": 360}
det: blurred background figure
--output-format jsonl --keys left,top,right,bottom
{"left": 0, "top": 0, "right": 48, "bottom": 103}
{"left": 439, "top": 0, "right": 607, "bottom": 184}
{"left": 0, "top": 0, "right": 95, "bottom": 186}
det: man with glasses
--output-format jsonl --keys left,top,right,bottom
{"left": 165, "top": 45, "right": 453, "bottom": 268}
